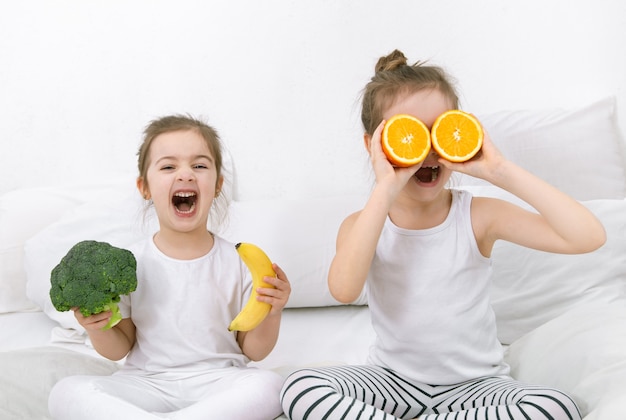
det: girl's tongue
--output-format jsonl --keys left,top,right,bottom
{"left": 172, "top": 192, "right": 197, "bottom": 214}
{"left": 415, "top": 166, "right": 439, "bottom": 183}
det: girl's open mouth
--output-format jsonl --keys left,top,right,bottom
{"left": 415, "top": 166, "right": 439, "bottom": 183}
{"left": 172, "top": 191, "right": 197, "bottom": 214}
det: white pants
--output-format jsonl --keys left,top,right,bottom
{"left": 49, "top": 366, "right": 284, "bottom": 420}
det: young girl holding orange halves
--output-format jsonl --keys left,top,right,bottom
{"left": 280, "top": 49, "right": 605, "bottom": 419}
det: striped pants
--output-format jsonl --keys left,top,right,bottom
{"left": 280, "top": 365, "right": 582, "bottom": 420}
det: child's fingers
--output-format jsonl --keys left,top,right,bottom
{"left": 369, "top": 120, "right": 386, "bottom": 157}
{"left": 256, "top": 263, "right": 291, "bottom": 306}
{"left": 257, "top": 263, "right": 291, "bottom": 293}
{"left": 272, "top": 263, "right": 286, "bottom": 279}
{"left": 271, "top": 263, "right": 290, "bottom": 287}
{"left": 73, "top": 308, "right": 112, "bottom": 329}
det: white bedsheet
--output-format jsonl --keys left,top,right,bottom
{"left": 3, "top": 301, "right": 626, "bottom": 420}
{"left": 0, "top": 305, "right": 374, "bottom": 420}
{"left": 0, "top": 312, "right": 57, "bottom": 351}
{"left": 0, "top": 305, "right": 375, "bottom": 362}
{"left": 252, "top": 305, "right": 375, "bottom": 374}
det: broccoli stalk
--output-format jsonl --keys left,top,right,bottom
{"left": 101, "top": 301, "right": 122, "bottom": 330}
{"left": 49, "top": 240, "right": 137, "bottom": 331}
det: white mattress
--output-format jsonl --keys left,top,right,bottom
{"left": 3, "top": 302, "right": 626, "bottom": 420}
{"left": 0, "top": 305, "right": 376, "bottom": 368}
{"left": 252, "top": 305, "right": 375, "bottom": 373}
{"left": 0, "top": 312, "right": 58, "bottom": 351}
{"left": 0, "top": 305, "right": 375, "bottom": 420}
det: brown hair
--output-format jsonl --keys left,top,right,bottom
{"left": 137, "top": 114, "right": 223, "bottom": 184}
{"left": 137, "top": 114, "right": 228, "bottom": 229}
{"left": 361, "top": 49, "right": 459, "bottom": 135}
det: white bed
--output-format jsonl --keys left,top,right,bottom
{"left": 2, "top": 97, "right": 626, "bottom": 419}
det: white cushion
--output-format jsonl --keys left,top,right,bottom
{"left": 461, "top": 187, "right": 626, "bottom": 344}
{"left": 0, "top": 181, "right": 128, "bottom": 314}
{"left": 24, "top": 182, "right": 158, "bottom": 333}
{"left": 251, "top": 305, "right": 374, "bottom": 372}
{"left": 492, "top": 198, "right": 626, "bottom": 344}
{"left": 22, "top": 147, "right": 235, "bottom": 331}
{"left": 220, "top": 195, "right": 367, "bottom": 308}
{"left": 23, "top": 185, "right": 367, "bottom": 334}
{"left": 457, "top": 97, "right": 626, "bottom": 200}
{"left": 504, "top": 300, "right": 626, "bottom": 418}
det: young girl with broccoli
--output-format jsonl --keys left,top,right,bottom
{"left": 49, "top": 115, "right": 290, "bottom": 420}
{"left": 279, "top": 50, "right": 606, "bottom": 419}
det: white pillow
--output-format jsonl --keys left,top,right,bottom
{"left": 221, "top": 195, "right": 367, "bottom": 308}
{"left": 24, "top": 187, "right": 366, "bottom": 334}
{"left": 504, "top": 300, "right": 626, "bottom": 418}
{"left": 24, "top": 183, "right": 158, "bottom": 332}
{"left": 23, "top": 147, "right": 235, "bottom": 331}
{"left": 0, "top": 181, "right": 129, "bottom": 314}
{"left": 458, "top": 97, "right": 626, "bottom": 200}
{"left": 480, "top": 194, "right": 626, "bottom": 344}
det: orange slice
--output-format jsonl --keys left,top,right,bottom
{"left": 381, "top": 114, "right": 431, "bottom": 167}
{"left": 431, "top": 110, "right": 483, "bottom": 162}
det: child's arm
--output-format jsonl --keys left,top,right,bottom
{"left": 444, "top": 131, "right": 606, "bottom": 255}
{"left": 73, "top": 310, "right": 136, "bottom": 361}
{"left": 237, "top": 263, "right": 290, "bottom": 361}
{"left": 328, "top": 120, "right": 420, "bottom": 303}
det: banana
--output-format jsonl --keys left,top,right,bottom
{"left": 228, "top": 242, "right": 276, "bottom": 332}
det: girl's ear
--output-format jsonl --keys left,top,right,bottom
{"left": 215, "top": 176, "right": 224, "bottom": 197}
{"left": 136, "top": 177, "right": 150, "bottom": 200}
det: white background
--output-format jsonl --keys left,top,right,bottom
{"left": 1, "top": 0, "right": 624, "bottom": 200}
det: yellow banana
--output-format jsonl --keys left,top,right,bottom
{"left": 228, "top": 242, "right": 276, "bottom": 332}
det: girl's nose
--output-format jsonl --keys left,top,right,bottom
{"left": 426, "top": 150, "right": 440, "bottom": 161}
{"left": 177, "top": 169, "right": 195, "bottom": 181}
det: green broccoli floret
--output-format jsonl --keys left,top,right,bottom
{"left": 49, "top": 240, "right": 137, "bottom": 330}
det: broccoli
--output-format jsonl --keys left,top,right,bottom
{"left": 49, "top": 240, "right": 137, "bottom": 330}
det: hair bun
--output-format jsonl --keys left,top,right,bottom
{"left": 375, "top": 49, "right": 408, "bottom": 72}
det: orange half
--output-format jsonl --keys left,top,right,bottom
{"left": 382, "top": 114, "right": 431, "bottom": 167}
{"left": 431, "top": 110, "right": 483, "bottom": 162}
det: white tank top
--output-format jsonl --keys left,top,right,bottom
{"left": 119, "top": 235, "right": 251, "bottom": 377}
{"left": 366, "top": 189, "right": 510, "bottom": 385}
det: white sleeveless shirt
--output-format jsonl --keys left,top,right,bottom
{"left": 118, "top": 235, "right": 251, "bottom": 377}
{"left": 366, "top": 189, "right": 510, "bottom": 385}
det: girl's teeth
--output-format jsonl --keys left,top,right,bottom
{"left": 175, "top": 192, "right": 196, "bottom": 197}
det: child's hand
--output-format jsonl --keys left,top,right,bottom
{"left": 73, "top": 307, "right": 113, "bottom": 332}
{"left": 256, "top": 263, "right": 291, "bottom": 315}
{"left": 368, "top": 120, "right": 422, "bottom": 194}
{"left": 438, "top": 129, "right": 506, "bottom": 182}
